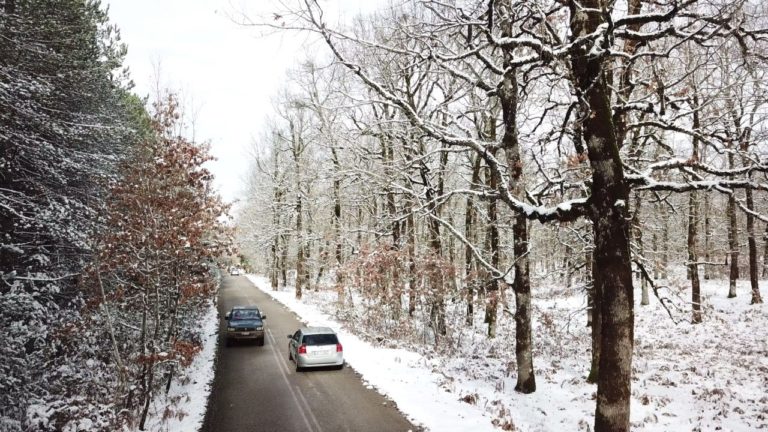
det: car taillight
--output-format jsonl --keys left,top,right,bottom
{"left": 298, "top": 344, "right": 307, "bottom": 354}
{"left": 336, "top": 343, "right": 343, "bottom": 352}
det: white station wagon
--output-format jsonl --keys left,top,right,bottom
{"left": 287, "top": 327, "right": 344, "bottom": 371}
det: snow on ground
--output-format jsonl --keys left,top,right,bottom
{"left": 129, "top": 299, "right": 218, "bottom": 432}
{"left": 132, "top": 272, "right": 767, "bottom": 431}
{"left": 246, "top": 274, "right": 498, "bottom": 431}
{"left": 247, "top": 273, "right": 767, "bottom": 432}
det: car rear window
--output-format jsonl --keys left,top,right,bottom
{"left": 303, "top": 334, "right": 338, "bottom": 345}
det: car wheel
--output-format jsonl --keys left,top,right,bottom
{"left": 258, "top": 338, "right": 265, "bottom": 346}
{"left": 336, "top": 363, "right": 344, "bottom": 370}
{"left": 295, "top": 361, "right": 302, "bottom": 372}
{"left": 225, "top": 338, "right": 231, "bottom": 347}
{"left": 288, "top": 350, "right": 292, "bottom": 361}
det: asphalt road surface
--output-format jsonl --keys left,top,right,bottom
{"left": 201, "top": 275, "right": 418, "bottom": 432}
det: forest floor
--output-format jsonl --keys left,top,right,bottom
{"left": 135, "top": 272, "right": 767, "bottom": 431}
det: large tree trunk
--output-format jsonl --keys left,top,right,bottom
{"left": 463, "top": 197, "right": 475, "bottom": 326}
{"left": 271, "top": 152, "right": 282, "bottom": 290}
{"left": 564, "top": 238, "right": 574, "bottom": 288}
{"left": 733, "top": 74, "right": 762, "bottom": 304}
{"left": 653, "top": 199, "right": 670, "bottom": 280}
{"left": 280, "top": 232, "right": 288, "bottom": 288}
{"left": 704, "top": 193, "right": 712, "bottom": 280}
{"left": 295, "top": 191, "right": 305, "bottom": 300}
{"left": 496, "top": 18, "right": 536, "bottom": 391}
{"left": 511, "top": 214, "right": 535, "bottom": 392}
{"left": 382, "top": 134, "right": 402, "bottom": 309}
{"left": 383, "top": 135, "right": 400, "bottom": 249}
{"left": 738, "top": 122, "right": 762, "bottom": 304}
{"left": 727, "top": 170, "right": 739, "bottom": 299}
{"left": 570, "top": 1, "right": 635, "bottom": 430}
{"left": 406, "top": 209, "right": 417, "bottom": 317}
{"left": 726, "top": 140, "right": 739, "bottom": 298}
{"left": 483, "top": 116, "right": 500, "bottom": 338}
{"left": 292, "top": 120, "right": 306, "bottom": 300}
{"left": 688, "top": 190, "right": 702, "bottom": 323}
{"left": 632, "top": 193, "right": 649, "bottom": 306}
{"left": 688, "top": 98, "right": 702, "bottom": 323}
{"left": 164, "top": 269, "right": 181, "bottom": 394}
{"left": 139, "top": 349, "right": 156, "bottom": 431}
{"left": 464, "top": 154, "right": 482, "bottom": 325}
{"left": 333, "top": 177, "right": 343, "bottom": 274}
{"left": 745, "top": 178, "right": 763, "bottom": 304}
{"left": 138, "top": 294, "right": 150, "bottom": 430}
{"left": 304, "top": 221, "right": 313, "bottom": 291}
{"left": 315, "top": 241, "right": 326, "bottom": 287}
{"left": 661, "top": 205, "right": 669, "bottom": 279}
{"left": 95, "top": 267, "right": 126, "bottom": 398}
{"left": 421, "top": 148, "right": 446, "bottom": 338}
{"left": 270, "top": 237, "right": 279, "bottom": 290}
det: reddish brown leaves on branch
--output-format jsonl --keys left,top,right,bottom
{"left": 82, "top": 92, "right": 232, "bottom": 425}
{"left": 93, "top": 92, "right": 231, "bottom": 306}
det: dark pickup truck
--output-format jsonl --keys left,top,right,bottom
{"left": 224, "top": 305, "right": 266, "bottom": 346}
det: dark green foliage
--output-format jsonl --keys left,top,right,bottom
{"left": 0, "top": 1, "right": 144, "bottom": 429}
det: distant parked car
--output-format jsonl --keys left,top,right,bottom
{"left": 229, "top": 267, "right": 241, "bottom": 276}
{"left": 224, "top": 305, "right": 266, "bottom": 346}
{"left": 287, "top": 327, "right": 343, "bottom": 371}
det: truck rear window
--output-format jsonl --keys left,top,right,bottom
{"left": 232, "top": 309, "right": 260, "bottom": 320}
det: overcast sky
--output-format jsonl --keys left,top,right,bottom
{"left": 105, "top": 0, "right": 383, "bottom": 206}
